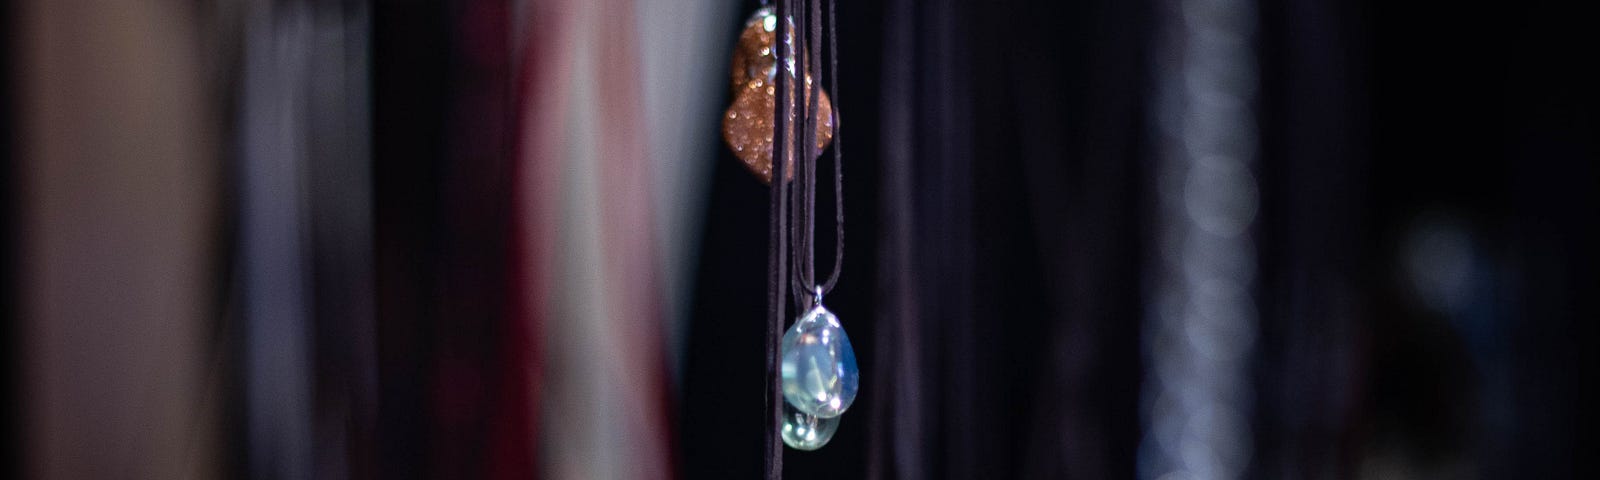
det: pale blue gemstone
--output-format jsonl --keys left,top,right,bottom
{"left": 781, "top": 399, "right": 839, "bottom": 451}
{"left": 780, "top": 305, "right": 859, "bottom": 418}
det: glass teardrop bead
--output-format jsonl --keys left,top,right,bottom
{"left": 780, "top": 305, "right": 859, "bottom": 418}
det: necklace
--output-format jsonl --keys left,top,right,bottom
{"left": 724, "top": 0, "right": 853, "bottom": 453}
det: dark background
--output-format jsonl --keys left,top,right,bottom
{"left": 2, "top": 0, "right": 19, "bottom": 476}
{"left": 682, "top": 0, "right": 1596, "bottom": 478}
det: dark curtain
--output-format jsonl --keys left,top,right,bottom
{"left": 684, "top": 0, "right": 1150, "bottom": 477}
{"left": 682, "top": 0, "right": 1599, "bottom": 478}
{"left": 372, "top": 0, "right": 523, "bottom": 478}
{"left": 0, "top": 0, "right": 15, "bottom": 475}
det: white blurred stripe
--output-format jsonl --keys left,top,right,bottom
{"left": 1141, "top": 0, "right": 1260, "bottom": 478}
{"left": 637, "top": 0, "right": 741, "bottom": 391}
{"left": 519, "top": 0, "right": 675, "bottom": 478}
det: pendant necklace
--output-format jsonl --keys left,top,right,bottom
{"left": 723, "top": 0, "right": 853, "bottom": 452}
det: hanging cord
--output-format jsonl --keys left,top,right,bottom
{"left": 764, "top": 0, "right": 794, "bottom": 477}
{"left": 824, "top": 0, "right": 843, "bottom": 294}
{"left": 789, "top": 0, "right": 815, "bottom": 307}
{"left": 788, "top": 0, "right": 844, "bottom": 306}
{"left": 786, "top": 0, "right": 810, "bottom": 307}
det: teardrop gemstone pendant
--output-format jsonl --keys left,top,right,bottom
{"left": 780, "top": 304, "right": 859, "bottom": 418}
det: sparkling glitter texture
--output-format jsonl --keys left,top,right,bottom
{"left": 722, "top": 6, "right": 835, "bottom": 184}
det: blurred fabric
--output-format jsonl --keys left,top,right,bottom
{"left": 236, "top": 1, "right": 375, "bottom": 479}
{"left": 12, "top": 0, "right": 223, "bottom": 478}
{"left": 517, "top": 0, "right": 672, "bottom": 477}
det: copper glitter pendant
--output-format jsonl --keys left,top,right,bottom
{"left": 722, "top": 7, "right": 835, "bottom": 185}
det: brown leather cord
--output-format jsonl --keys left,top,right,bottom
{"left": 786, "top": 0, "right": 810, "bottom": 307}
{"left": 789, "top": 0, "right": 844, "bottom": 305}
{"left": 765, "top": 1, "right": 792, "bottom": 477}
{"left": 824, "top": 0, "right": 844, "bottom": 295}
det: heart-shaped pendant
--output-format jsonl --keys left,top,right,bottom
{"left": 722, "top": 6, "right": 835, "bottom": 185}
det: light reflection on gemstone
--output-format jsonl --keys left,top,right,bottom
{"left": 780, "top": 305, "right": 859, "bottom": 418}
{"left": 780, "top": 399, "right": 839, "bottom": 451}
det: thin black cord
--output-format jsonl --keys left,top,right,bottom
{"left": 806, "top": 0, "right": 823, "bottom": 296}
{"left": 787, "top": 0, "right": 844, "bottom": 302}
{"left": 765, "top": 0, "right": 793, "bottom": 476}
{"left": 786, "top": 0, "right": 809, "bottom": 306}
{"left": 821, "top": 0, "right": 844, "bottom": 294}
{"left": 791, "top": 0, "right": 818, "bottom": 306}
